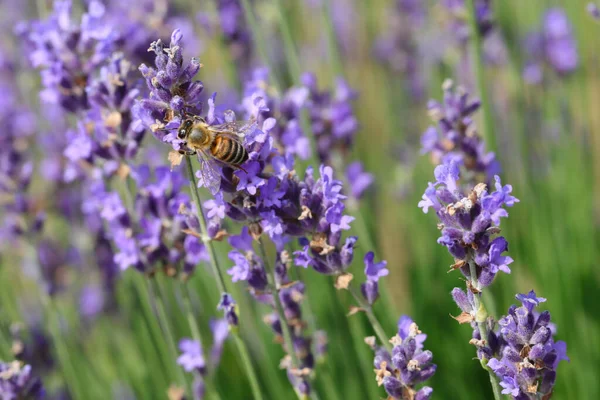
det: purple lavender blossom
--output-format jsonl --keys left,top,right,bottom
{"left": 419, "top": 159, "right": 518, "bottom": 287}
{"left": 443, "top": 0, "right": 494, "bottom": 44}
{"left": 136, "top": 29, "right": 204, "bottom": 148}
{"left": 346, "top": 161, "right": 374, "bottom": 200}
{"left": 523, "top": 8, "right": 578, "bottom": 84}
{"left": 421, "top": 80, "right": 499, "bottom": 187}
{"left": 0, "top": 361, "right": 45, "bottom": 399}
{"left": 19, "top": 0, "right": 119, "bottom": 113}
{"left": 218, "top": 293, "right": 239, "bottom": 327}
{"left": 361, "top": 252, "right": 389, "bottom": 305}
{"left": 302, "top": 73, "right": 359, "bottom": 164}
{"left": 371, "top": 317, "right": 436, "bottom": 399}
{"left": 485, "top": 291, "right": 569, "bottom": 399}
{"left": 177, "top": 339, "right": 206, "bottom": 373}
{"left": 88, "top": 166, "right": 207, "bottom": 276}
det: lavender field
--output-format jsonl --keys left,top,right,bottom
{"left": 0, "top": 0, "right": 598, "bottom": 399}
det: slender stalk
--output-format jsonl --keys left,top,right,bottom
{"left": 184, "top": 156, "right": 264, "bottom": 400}
{"left": 232, "top": 334, "right": 264, "bottom": 400}
{"left": 466, "top": 0, "right": 496, "bottom": 149}
{"left": 184, "top": 156, "right": 227, "bottom": 294}
{"left": 147, "top": 278, "right": 188, "bottom": 387}
{"left": 320, "top": 0, "right": 344, "bottom": 78}
{"left": 467, "top": 260, "right": 502, "bottom": 400}
{"left": 181, "top": 285, "right": 223, "bottom": 400}
{"left": 347, "top": 284, "right": 392, "bottom": 353}
{"left": 257, "top": 239, "right": 301, "bottom": 368}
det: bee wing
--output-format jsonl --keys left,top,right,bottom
{"left": 209, "top": 120, "right": 258, "bottom": 139}
{"left": 195, "top": 149, "right": 222, "bottom": 195}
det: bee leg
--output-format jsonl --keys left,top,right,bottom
{"left": 179, "top": 149, "right": 197, "bottom": 156}
{"left": 232, "top": 164, "right": 248, "bottom": 174}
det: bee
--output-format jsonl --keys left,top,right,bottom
{"left": 177, "top": 114, "right": 256, "bottom": 194}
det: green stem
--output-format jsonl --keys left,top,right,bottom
{"left": 257, "top": 239, "right": 301, "bottom": 369}
{"left": 320, "top": 0, "right": 343, "bottom": 78}
{"left": 147, "top": 278, "right": 188, "bottom": 388}
{"left": 467, "top": 261, "right": 502, "bottom": 400}
{"left": 466, "top": 0, "right": 496, "bottom": 149}
{"left": 232, "top": 334, "right": 264, "bottom": 400}
{"left": 184, "top": 156, "right": 264, "bottom": 400}
{"left": 184, "top": 156, "right": 227, "bottom": 294}
{"left": 347, "top": 284, "right": 392, "bottom": 353}
{"left": 44, "top": 299, "right": 85, "bottom": 400}
{"left": 181, "top": 285, "right": 223, "bottom": 400}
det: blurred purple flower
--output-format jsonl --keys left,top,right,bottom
{"left": 177, "top": 338, "right": 206, "bottom": 373}
{"left": 0, "top": 361, "right": 45, "bottom": 399}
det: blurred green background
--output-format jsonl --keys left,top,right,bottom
{"left": 1, "top": 0, "right": 598, "bottom": 399}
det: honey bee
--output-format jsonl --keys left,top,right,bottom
{"left": 177, "top": 114, "right": 256, "bottom": 194}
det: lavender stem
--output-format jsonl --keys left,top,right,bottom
{"left": 347, "top": 284, "right": 392, "bottom": 353}
{"left": 184, "top": 156, "right": 264, "bottom": 400}
{"left": 184, "top": 156, "right": 227, "bottom": 294}
{"left": 147, "top": 278, "right": 189, "bottom": 388}
{"left": 467, "top": 260, "right": 502, "bottom": 400}
{"left": 466, "top": 0, "right": 496, "bottom": 148}
{"left": 257, "top": 239, "right": 301, "bottom": 369}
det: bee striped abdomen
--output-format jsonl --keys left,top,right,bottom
{"left": 211, "top": 136, "right": 248, "bottom": 166}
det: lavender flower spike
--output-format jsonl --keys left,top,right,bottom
{"left": 0, "top": 361, "right": 45, "bottom": 399}
{"left": 370, "top": 316, "right": 436, "bottom": 399}
{"left": 487, "top": 291, "right": 569, "bottom": 399}
{"left": 419, "top": 159, "right": 518, "bottom": 287}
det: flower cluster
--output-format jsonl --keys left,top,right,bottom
{"left": 90, "top": 166, "right": 208, "bottom": 276}
{"left": 0, "top": 51, "right": 41, "bottom": 242}
{"left": 370, "top": 316, "right": 436, "bottom": 400}
{"left": 523, "top": 8, "right": 578, "bottom": 84}
{"left": 226, "top": 229, "right": 314, "bottom": 395}
{"left": 63, "top": 53, "right": 146, "bottom": 182}
{"left": 136, "top": 29, "right": 204, "bottom": 149}
{"left": 453, "top": 290, "right": 569, "bottom": 399}
{"left": 421, "top": 80, "right": 499, "bottom": 187}
{"left": 19, "top": 1, "right": 120, "bottom": 113}
{"left": 177, "top": 318, "right": 229, "bottom": 397}
{"left": 0, "top": 361, "right": 45, "bottom": 399}
{"left": 419, "top": 160, "right": 518, "bottom": 287}
{"left": 442, "top": 0, "right": 494, "bottom": 45}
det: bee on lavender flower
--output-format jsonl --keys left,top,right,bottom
{"left": 177, "top": 114, "right": 255, "bottom": 193}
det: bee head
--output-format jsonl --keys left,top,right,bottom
{"left": 178, "top": 119, "right": 193, "bottom": 140}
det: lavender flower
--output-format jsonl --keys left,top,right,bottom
{"left": 421, "top": 80, "right": 499, "bottom": 188}
{"left": 136, "top": 29, "right": 204, "bottom": 148}
{"left": 89, "top": 166, "right": 208, "bottom": 276}
{"left": 371, "top": 316, "right": 436, "bottom": 399}
{"left": 419, "top": 160, "right": 518, "bottom": 287}
{"left": 218, "top": 293, "right": 239, "bottom": 327}
{"left": 0, "top": 361, "right": 45, "bottom": 399}
{"left": 302, "top": 73, "right": 359, "bottom": 165}
{"left": 346, "top": 161, "right": 374, "bottom": 201}
{"left": 361, "top": 252, "right": 389, "bottom": 305}
{"left": 19, "top": 0, "right": 119, "bottom": 113}
{"left": 464, "top": 291, "right": 569, "bottom": 399}
{"left": 443, "top": 0, "right": 494, "bottom": 45}
{"left": 177, "top": 339, "right": 206, "bottom": 373}
{"left": 523, "top": 8, "right": 578, "bottom": 84}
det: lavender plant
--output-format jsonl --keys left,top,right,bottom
{"left": 1, "top": 1, "right": 591, "bottom": 399}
